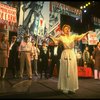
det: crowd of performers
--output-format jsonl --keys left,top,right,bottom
{"left": 0, "top": 32, "right": 63, "bottom": 80}
{"left": 0, "top": 24, "right": 100, "bottom": 94}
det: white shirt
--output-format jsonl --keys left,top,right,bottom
{"left": 9, "top": 42, "right": 15, "bottom": 50}
{"left": 31, "top": 46, "right": 40, "bottom": 60}
{"left": 76, "top": 53, "right": 82, "bottom": 59}
{"left": 19, "top": 41, "right": 32, "bottom": 52}
{"left": 54, "top": 46, "right": 58, "bottom": 56}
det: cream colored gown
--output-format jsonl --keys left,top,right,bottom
{"left": 54, "top": 34, "right": 86, "bottom": 92}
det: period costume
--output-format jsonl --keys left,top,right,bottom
{"left": 0, "top": 41, "right": 9, "bottom": 68}
{"left": 19, "top": 34, "right": 33, "bottom": 79}
{"left": 50, "top": 33, "right": 87, "bottom": 93}
{"left": 49, "top": 44, "right": 63, "bottom": 77}
{"left": 93, "top": 46, "right": 100, "bottom": 79}
{"left": 0, "top": 36, "right": 9, "bottom": 78}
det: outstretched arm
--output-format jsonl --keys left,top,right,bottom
{"left": 74, "top": 31, "right": 89, "bottom": 41}
{"left": 48, "top": 35, "right": 61, "bottom": 44}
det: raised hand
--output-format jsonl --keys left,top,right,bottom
{"left": 87, "top": 30, "right": 93, "bottom": 34}
{"left": 85, "top": 31, "right": 89, "bottom": 36}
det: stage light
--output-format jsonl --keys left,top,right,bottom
{"left": 88, "top": 2, "right": 91, "bottom": 5}
{"left": 83, "top": 10, "right": 87, "bottom": 13}
{"left": 86, "top": 4, "right": 88, "bottom": 6}
{"left": 84, "top": 6, "right": 86, "bottom": 8}
{"left": 80, "top": 6, "right": 83, "bottom": 9}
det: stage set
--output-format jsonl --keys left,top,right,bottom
{"left": 53, "top": 66, "right": 93, "bottom": 78}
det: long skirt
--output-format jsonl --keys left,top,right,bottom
{"left": 0, "top": 51, "right": 8, "bottom": 68}
{"left": 58, "top": 49, "right": 79, "bottom": 92}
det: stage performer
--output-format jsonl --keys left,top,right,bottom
{"left": 49, "top": 24, "right": 89, "bottom": 94}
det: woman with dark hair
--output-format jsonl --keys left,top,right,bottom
{"left": 0, "top": 34, "right": 9, "bottom": 79}
{"left": 49, "top": 24, "right": 89, "bottom": 94}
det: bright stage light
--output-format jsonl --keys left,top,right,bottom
{"left": 86, "top": 4, "right": 88, "bottom": 6}
{"left": 88, "top": 2, "right": 91, "bottom": 5}
{"left": 84, "top": 6, "right": 86, "bottom": 8}
{"left": 80, "top": 6, "right": 83, "bottom": 9}
{"left": 84, "top": 10, "right": 87, "bottom": 13}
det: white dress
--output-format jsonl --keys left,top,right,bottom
{"left": 51, "top": 33, "right": 86, "bottom": 92}
{"left": 57, "top": 35, "right": 80, "bottom": 92}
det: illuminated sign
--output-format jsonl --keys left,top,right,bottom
{"left": 0, "top": 2, "right": 17, "bottom": 32}
{"left": 0, "top": 2, "right": 17, "bottom": 23}
{"left": 88, "top": 32, "right": 98, "bottom": 45}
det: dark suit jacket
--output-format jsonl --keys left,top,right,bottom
{"left": 9, "top": 41, "right": 19, "bottom": 59}
{"left": 39, "top": 46, "right": 49, "bottom": 62}
{"left": 50, "top": 45, "right": 63, "bottom": 60}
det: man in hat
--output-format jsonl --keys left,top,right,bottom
{"left": 18, "top": 33, "right": 33, "bottom": 79}
{"left": 9, "top": 35, "right": 19, "bottom": 78}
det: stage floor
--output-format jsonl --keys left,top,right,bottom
{"left": 0, "top": 74, "right": 100, "bottom": 99}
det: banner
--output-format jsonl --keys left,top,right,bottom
{"left": 0, "top": 2, "right": 16, "bottom": 23}
{"left": 95, "top": 29, "right": 100, "bottom": 40}
{"left": 33, "top": 16, "right": 39, "bottom": 35}
{"left": 38, "top": 17, "right": 45, "bottom": 37}
{"left": 49, "top": 1, "right": 61, "bottom": 35}
{"left": 18, "top": 1, "right": 49, "bottom": 37}
{"left": 0, "top": 2, "right": 17, "bottom": 32}
{"left": 50, "top": 1, "right": 82, "bottom": 19}
{"left": 88, "top": 32, "right": 98, "bottom": 45}
{"left": 49, "top": 1, "right": 82, "bottom": 36}
{"left": 54, "top": 23, "right": 62, "bottom": 37}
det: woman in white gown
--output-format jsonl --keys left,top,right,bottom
{"left": 49, "top": 24, "right": 89, "bottom": 94}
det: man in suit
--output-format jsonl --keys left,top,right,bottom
{"left": 49, "top": 42, "right": 63, "bottom": 78}
{"left": 9, "top": 36, "right": 19, "bottom": 78}
{"left": 39, "top": 41, "right": 49, "bottom": 79}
